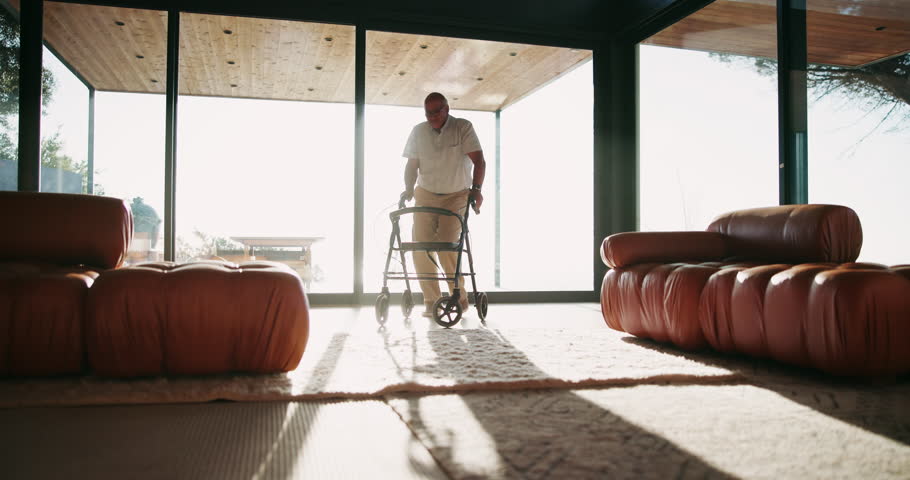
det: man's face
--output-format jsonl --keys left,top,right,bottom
{"left": 424, "top": 100, "right": 449, "bottom": 129}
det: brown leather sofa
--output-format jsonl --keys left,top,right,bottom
{"left": 600, "top": 204, "right": 910, "bottom": 377}
{"left": 1, "top": 191, "right": 309, "bottom": 377}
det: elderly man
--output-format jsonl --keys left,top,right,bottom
{"left": 401, "top": 92, "right": 486, "bottom": 317}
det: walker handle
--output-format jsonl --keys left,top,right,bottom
{"left": 399, "top": 191, "right": 410, "bottom": 209}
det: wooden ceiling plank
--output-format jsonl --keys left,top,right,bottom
{"left": 178, "top": 13, "right": 205, "bottom": 96}
{"left": 190, "top": 15, "right": 223, "bottom": 95}
{"left": 45, "top": 4, "right": 131, "bottom": 92}
{"left": 289, "top": 22, "right": 314, "bottom": 101}
{"left": 86, "top": 6, "right": 156, "bottom": 93}
{"left": 233, "top": 16, "right": 255, "bottom": 99}
{"left": 311, "top": 24, "right": 335, "bottom": 101}
{"left": 645, "top": 0, "right": 909, "bottom": 68}
{"left": 221, "top": 15, "right": 243, "bottom": 98}
{"left": 325, "top": 25, "right": 355, "bottom": 103}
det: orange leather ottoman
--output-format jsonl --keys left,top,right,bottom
{"left": 86, "top": 260, "right": 309, "bottom": 377}
{"left": 601, "top": 204, "right": 910, "bottom": 377}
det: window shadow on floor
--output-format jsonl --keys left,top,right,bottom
{"left": 383, "top": 327, "right": 743, "bottom": 479}
{"left": 620, "top": 335, "right": 910, "bottom": 446}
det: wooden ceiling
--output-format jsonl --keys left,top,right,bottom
{"left": 364, "top": 31, "right": 591, "bottom": 110}
{"left": 643, "top": 0, "right": 910, "bottom": 67}
{"left": 11, "top": 1, "right": 906, "bottom": 107}
{"left": 10, "top": 1, "right": 592, "bottom": 111}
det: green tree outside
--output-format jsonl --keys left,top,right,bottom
{"left": 1, "top": 6, "right": 100, "bottom": 193}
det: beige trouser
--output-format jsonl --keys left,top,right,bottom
{"left": 413, "top": 186, "right": 470, "bottom": 308}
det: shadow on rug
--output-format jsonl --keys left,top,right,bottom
{"left": 386, "top": 380, "right": 910, "bottom": 480}
{"left": 369, "top": 331, "right": 910, "bottom": 479}
{"left": 620, "top": 335, "right": 910, "bottom": 448}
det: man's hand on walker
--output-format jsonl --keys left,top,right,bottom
{"left": 470, "top": 189, "right": 483, "bottom": 213}
{"left": 400, "top": 189, "right": 413, "bottom": 208}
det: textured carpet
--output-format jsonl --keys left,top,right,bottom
{"left": 387, "top": 378, "right": 910, "bottom": 479}
{"left": 0, "top": 327, "right": 739, "bottom": 408}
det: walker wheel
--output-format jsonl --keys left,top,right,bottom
{"left": 375, "top": 293, "right": 390, "bottom": 324}
{"left": 401, "top": 289, "right": 414, "bottom": 317}
{"left": 475, "top": 292, "right": 489, "bottom": 320}
{"left": 433, "top": 296, "right": 462, "bottom": 328}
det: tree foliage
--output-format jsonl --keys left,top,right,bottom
{"left": 1, "top": 7, "right": 94, "bottom": 185}
{"left": 808, "top": 54, "right": 909, "bottom": 122}
{"left": 711, "top": 52, "right": 910, "bottom": 125}
{"left": 0, "top": 8, "right": 56, "bottom": 131}
{"left": 176, "top": 229, "right": 242, "bottom": 262}
{"left": 130, "top": 196, "right": 161, "bottom": 233}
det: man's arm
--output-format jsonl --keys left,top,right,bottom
{"left": 403, "top": 158, "right": 419, "bottom": 201}
{"left": 467, "top": 150, "right": 485, "bottom": 212}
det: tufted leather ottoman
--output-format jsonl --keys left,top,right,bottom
{"left": 86, "top": 260, "right": 309, "bottom": 377}
{"left": 601, "top": 204, "right": 910, "bottom": 377}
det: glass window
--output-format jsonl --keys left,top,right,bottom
{"left": 96, "top": 91, "right": 166, "bottom": 264}
{"left": 0, "top": 5, "right": 20, "bottom": 191}
{"left": 40, "top": 47, "right": 88, "bottom": 194}
{"left": 806, "top": 1, "right": 910, "bottom": 265}
{"left": 176, "top": 14, "right": 355, "bottom": 293}
{"left": 42, "top": 2, "right": 168, "bottom": 264}
{"left": 639, "top": 0, "right": 779, "bottom": 231}
{"left": 363, "top": 31, "right": 592, "bottom": 293}
{"left": 500, "top": 60, "right": 592, "bottom": 291}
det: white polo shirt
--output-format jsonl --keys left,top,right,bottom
{"left": 402, "top": 115, "right": 482, "bottom": 194}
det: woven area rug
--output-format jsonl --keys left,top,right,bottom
{"left": 0, "top": 327, "right": 741, "bottom": 408}
{"left": 386, "top": 378, "right": 910, "bottom": 479}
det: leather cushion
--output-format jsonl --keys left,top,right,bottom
{"left": 0, "top": 191, "right": 132, "bottom": 269}
{"left": 0, "top": 263, "right": 99, "bottom": 376}
{"left": 86, "top": 260, "right": 309, "bottom": 377}
{"left": 707, "top": 204, "right": 862, "bottom": 264}
{"left": 601, "top": 231, "right": 728, "bottom": 269}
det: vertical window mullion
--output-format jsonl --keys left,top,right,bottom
{"left": 164, "top": 9, "right": 179, "bottom": 260}
{"left": 354, "top": 25, "right": 366, "bottom": 299}
{"left": 777, "top": 0, "right": 808, "bottom": 205}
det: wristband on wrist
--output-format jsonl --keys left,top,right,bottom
{"left": 471, "top": 184, "right": 482, "bottom": 191}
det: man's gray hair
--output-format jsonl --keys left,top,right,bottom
{"left": 424, "top": 92, "right": 448, "bottom": 106}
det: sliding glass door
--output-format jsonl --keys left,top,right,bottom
{"left": 364, "top": 30, "right": 593, "bottom": 294}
